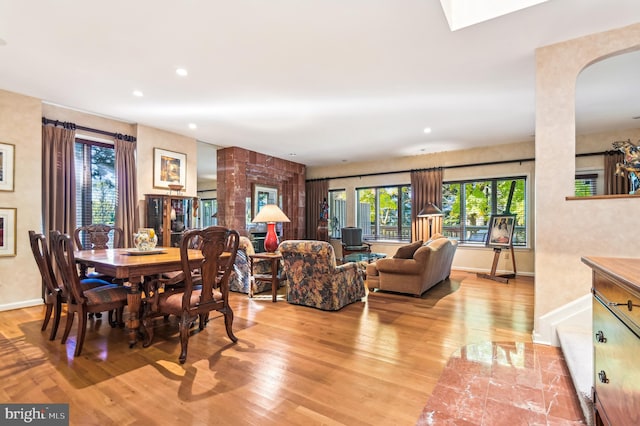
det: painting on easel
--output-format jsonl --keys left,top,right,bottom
{"left": 486, "top": 214, "right": 516, "bottom": 247}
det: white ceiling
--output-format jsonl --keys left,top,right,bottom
{"left": 1, "top": 1, "right": 639, "bottom": 183}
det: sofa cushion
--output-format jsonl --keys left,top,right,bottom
{"left": 424, "top": 233, "right": 445, "bottom": 246}
{"left": 393, "top": 240, "right": 423, "bottom": 259}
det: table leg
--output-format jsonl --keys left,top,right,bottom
{"left": 126, "top": 276, "right": 142, "bottom": 347}
{"left": 271, "top": 257, "right": 278, "bottom": 303}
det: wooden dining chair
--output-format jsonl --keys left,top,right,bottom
{"left": 73, "top": 224, "right": 124, "bottom": 251}
{"left": 73, "top": 224, "right": 125, "bottom": 283}
{"left": 142, "top": 226, "right": 240, "bottom": 364}
{"left": 29, "top": 230, "right": 113, "bottom": 341}
{"left": 50, "top": 230, "right": 128, "bottom": 357}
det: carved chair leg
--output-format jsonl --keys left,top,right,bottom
{"left": 223, "top": 308, "right": 238, "bottom": 343}
{"left": 75, "top": 311, "right": 88, "bottom": 357}
{"left": 179, "top": 313, "right": 191, "bottom": 364}
{"left": 49, "top": 296, "right": 63, "bottom": 341}
{"left": 61, "top": 309, "right": 75, "bottom": 344}
{"left": 42, "top": 302, "right": 53, "bottom": 332}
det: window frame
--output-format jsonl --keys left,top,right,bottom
{"left": 74, "top": 138, "right": 117, "bottom": 230}
{"left": 355, "top": 184, "right": 412, "bottom": 242}
{"left": 441, "top": 175, "right": 528, "bottom": 248}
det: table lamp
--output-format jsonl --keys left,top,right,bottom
{"left": 417, "top": 202, "right": 443, "bottom": 240}
{"left": 252, "top": 204, "right": 290, "bottom": 252}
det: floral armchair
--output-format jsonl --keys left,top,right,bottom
{"left": 278, "top": 240, "right": 365, "bottom": 311}
{"left": 229, "top": 236, "right": 278, "bottom": 295}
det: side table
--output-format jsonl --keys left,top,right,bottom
{"left": 249, "top": 252, "right": 282, "bottom": 302}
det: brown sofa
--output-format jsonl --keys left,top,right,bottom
{"left": 366, "top": 236, "right": 457, "bottom": 297}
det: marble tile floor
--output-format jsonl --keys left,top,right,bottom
{"left": 417, "top": 342, "right": 587, "bottom": 426}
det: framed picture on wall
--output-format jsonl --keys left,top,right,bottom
{"left": 0, "top": 142, "right": 15, "bottom": 192}
{"left": 252, "top": 184, "right": 278, "bottom": 220}
{"left": 153, "top": 148, "right": 186, "bottom": 189}
{"left": 0, "top": 207, "right": 17, "bottom": 257}
{"left": 486, "top": 214, "right": 516, "bottom": 247}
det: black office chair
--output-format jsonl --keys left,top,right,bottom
{"left": 341, "top": 227, "right": 371, "bottom": 257}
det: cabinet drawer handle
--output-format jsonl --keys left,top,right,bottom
{"left": 595, "top": 330, "right": 607, "bottom": 343}
{"left": 608, "top": 299, "right": 640, "bottom": 311}
{"left": 598, "top": 370, "right": 609, "bottom": 384}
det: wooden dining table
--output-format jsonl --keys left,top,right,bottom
{"left": 74, "top": 247, "right": 204, "bottom": 347}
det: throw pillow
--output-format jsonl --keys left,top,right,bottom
{"left": 393, "top": 240, "right": 423, "bottom": 259}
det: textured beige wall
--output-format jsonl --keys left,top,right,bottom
{"left": 534, "top": 23, "right": 640, "bottom": 342}
{"left": 0, "top": 89, "right": 43, "bottom": 309}
{"left": 309, "top": 140, "right": 536, "bottom": 275}
{"left": 128, "top": 125, "right": 198, "bottom": 233}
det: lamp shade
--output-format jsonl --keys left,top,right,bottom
{"left": 417, "top": 202, "right": 443, "bottom": 217}
{"left": 252, "top": 204, "right": 290, "bottom": 253}
{"left": 252, "top": 204, "right": 291, "bottom": 223}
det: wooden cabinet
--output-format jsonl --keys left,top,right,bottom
{"left": 582, "top": 257, "right": 640, "bottom": 426}
{"left": 145, "top": 194, "right": 198, "bottom": 247}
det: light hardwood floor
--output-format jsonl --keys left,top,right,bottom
{"left": 0, "top": 271, "right": 535, "bottom": 425}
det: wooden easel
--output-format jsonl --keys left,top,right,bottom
{"left": 477, "top": 244, "right": 516, "bottom": 284}
{"left": 477, "top": 180, "right": 517, "bottom": 284}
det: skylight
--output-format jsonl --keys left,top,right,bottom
{"left": 440, "top": 0, "right": 550, "bottom": 31}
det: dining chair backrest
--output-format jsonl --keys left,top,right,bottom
{"left": 180, "top": 226, "right": 240, "bottom": 306}
{"left": 50, "top": 230, "right": 86, "bottom": 305}
{"left": 74, "top": 224, "right": 124, "bottom": 250}
{"left": 28, "top": 230, "right": 61, "bottom": 298}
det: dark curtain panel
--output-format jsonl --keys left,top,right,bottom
{"left": 305, "top": 180, "right": 329, "bottom": 239}
{"left": 411, "top": 168, "right": 443, "bottom": 241}
{"left": 42, "top": 122, "right": 76, "bottom": 236}
{"left": 604, "top": 151, "right": 629, "bottom": 195}
{"left": 114, "top": 136, "right": 139, "bottom": 247}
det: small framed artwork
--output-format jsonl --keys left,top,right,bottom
{"left": 252, "top": 184, "right": 278, "bottom": 219}
{"left": 486, "top": 214, "right": 516, "bottom": 247}
{"left": 0, "top": 207, "right": 17, "bottom": 257}
{"left": 0, "top": 142, "right": 15, "bottom": 192}
{"left": 153, "top": 148, "right": 187, "bottom": 189}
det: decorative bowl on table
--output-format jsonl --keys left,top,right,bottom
{"left": 133, "top": 228, "right": 158, "bottom": 251}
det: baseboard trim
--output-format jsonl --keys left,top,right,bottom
{"left": 0, "top": 299, "right": 43, "bottom": 312}
{"left": 532, "top": 293, "right": 592, "bottom": 346}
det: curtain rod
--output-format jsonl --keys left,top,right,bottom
{"left": 306, "top": 149, "right": 618, "bottom": 182}
{"left": 42, "top": 117, "right": 136, "bottom": 142}
{"left": 306, "top": 157, "right": 535, "bottom": 182}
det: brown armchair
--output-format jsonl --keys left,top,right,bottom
{"left": 142, "top": 226, "right": 240, "bottom": 364}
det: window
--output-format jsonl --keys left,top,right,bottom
{"left": 442, "top": 177, "right": 527, "bottom": 246}
{"left": 74, "top": 139, "right": 116, "bottom": 231}
{"left": 575, "top": 173, "right": 598, "bottom": 197}
{"left": 356, "top": 185, "right": 411, "bottom": 241}
{"left": 328, "top": 189, "right": 346, "bottom": 238}
{"left": 200, "top": 198, "right": 217, "bottom": 227}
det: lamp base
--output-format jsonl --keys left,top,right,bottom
{"left": 264, "top": 222, "right": 279, "bottom": 252}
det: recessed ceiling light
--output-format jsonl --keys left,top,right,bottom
{"left": 176, "top": 68, "right": 188, "bottom": 77}
{"left": 132, "top": 90, "right": 143, "bottom": 97}
{"left": 188, "top": 123, "right": 197, "bottom": 129}
{"left": 423, "top": 127, "right": 432, "bottom": 134}
{"left": 288, "top": 153, "right": 296, "bottom": 157}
